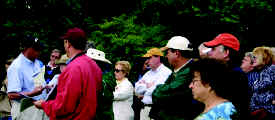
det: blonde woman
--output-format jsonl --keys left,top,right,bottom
{"left": 250, "top": 47, "right": 275, "bottom": 119}
{"left": 113, "top": 61, "right": 134, "bottom": 120}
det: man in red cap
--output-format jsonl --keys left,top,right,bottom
{"left": 203, "top": 33, "right": 240, "bottom": 62}
{"left": 203, "top": 33, "right": 249, "bottom": 119}
{"left": 34, "top": 27, "right": 102, "bottom": 120}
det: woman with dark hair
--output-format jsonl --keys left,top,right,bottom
{"left": 189, "top": 58, "right": 236, "bottom": 120}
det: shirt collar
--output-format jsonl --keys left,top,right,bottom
{"left": 174, "top": 58, "right": 193, "bottom": 73}
{"left": 20, "top": 53, "right": 34, "bottom": 64}
{"left": 47, "top": 62, "right": 57, "bottom": 69}
{"left": 152, "top": 64, "right": 163, "bottom": 73}
{"left": 116, "top": 78, "right": 127, "bottom": 85}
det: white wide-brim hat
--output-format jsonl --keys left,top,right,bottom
{"left": 86, "top": 48, "right": 112, "bottom": 64}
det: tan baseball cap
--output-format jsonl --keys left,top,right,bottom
{"left": 56, "top": 54, "right": 69, "bottom": 65}
{"left": 142, "top": 48, "right": 163, "bottom": 57}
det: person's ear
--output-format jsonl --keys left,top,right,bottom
{"left": 65, "top": 40, "right": 72, "bottom": 49}
{"left": 224, "top": 49, "right": 229, "bottom": 58}
{"left": 175, "top": 50, "right": 180, "bottom": 56}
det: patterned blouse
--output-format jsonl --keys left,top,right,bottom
{"left": 195, "top": 102, "right": 236, "bottom": 120}
{"left": 250, "top": 65, "right": 275, "bottom": 114}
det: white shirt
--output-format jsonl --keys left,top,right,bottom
{"left": 113, "top": 78, "right": 134, "bottom": 120}
{"left": 135, "top": 64, "right": 172, "bottom": 104}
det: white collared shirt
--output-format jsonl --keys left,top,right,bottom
{"left": 135, "top": 64, "right": 172, "bottom": 104}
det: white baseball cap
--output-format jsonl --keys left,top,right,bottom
{"left": 161, "top": 36, "right": 193, "bottom": 51}
{"left": 86, "top": 48, "right": 112, "bottom": 64}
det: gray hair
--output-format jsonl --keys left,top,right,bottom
{"left": 245, "top": 52, "right": 256, "bottom": 65}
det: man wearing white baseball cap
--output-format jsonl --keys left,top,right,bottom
{"left": 151, "top": 36, "right": 203, "bottom": 120}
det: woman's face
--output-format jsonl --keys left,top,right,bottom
{"left": 189, "top": 71, "right": 210, "bottom": 103}
{"left": 252, "top": 54, "right": 262, "bottom": 69}
{"left": 114, "top": 64, "right": 126, "bottom": 81}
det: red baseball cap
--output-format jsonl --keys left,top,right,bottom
{"left": 204, "top": 33, "right": 240, "bottom": 51}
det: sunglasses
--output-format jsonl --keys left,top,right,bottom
{"left": 114, "top": 69, "right": 124, "bottom": 73}
{"left": 51, "top": 55, "right": 60, "bottom": 59}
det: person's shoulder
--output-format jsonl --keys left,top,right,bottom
{"left": 218, "top": 102, "right": 235, "bottom": 110}
{"left": 79, "top": 55, "right": 97, "bottom": 65}
{"left": 178, "top": 65, "right": 191, "bottom": 75}
{"left": 198, "top": 102, "right": 236, "bottom": 120}
{"left": 8, "top": 56, "right": 23, "bottom": 70}
{"left": 35, "top": 59, "right": 44, "bottom": 68}
{"left": 123, "top": 78, "right": 134, "bottom": 86}
{"left": 268, "top": 64, "right": 275, "bottom": 71}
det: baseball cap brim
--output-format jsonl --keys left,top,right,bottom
{"left": 142, "top": 53, "right": 152, "bottom": 58}
{"left": 160, "top": 47, "right": 168, "bottom": 51}
{"left": 203, "top": 39, "right": 220, "bottom": 47}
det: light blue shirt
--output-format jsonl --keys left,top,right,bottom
{"left": 195, "top": 102, "right": 236, "bottom": 120}
{"left": 7, "top": 53, "right": 46, "bottom": 100}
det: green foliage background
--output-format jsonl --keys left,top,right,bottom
{"left": 1, "top": 0, "right": 272, "bottom": 63}
{"left": 0, "top": 0, "right": 273, "bottom": 77}
{"left": 0, "top": 0, "right": 272, "bottom": 119}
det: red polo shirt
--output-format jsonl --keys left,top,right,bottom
{"left": 42, "top": 55, "right": 102, "bottom": 120}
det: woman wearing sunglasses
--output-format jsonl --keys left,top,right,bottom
{"left": 113, "top": 61, "right": 134, "bottom": 120}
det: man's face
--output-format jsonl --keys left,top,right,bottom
{"left": 165, "top": 49, "right": 177, "bottom": 67}
{"left": 146, "top": 55, "right": 160, "bottom": 70}
{"left": 207, "top": 45, "right": 227, "bottom": 61}
{"left": 241, "top": 56, "right": 254, "bottom": 73}
{"left": 64, "top": 40, "right": 70, "bottom": 57}
{"left": 29, "top": 48, "right": 40, "bottom": 61}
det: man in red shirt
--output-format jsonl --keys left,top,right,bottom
{"left": 34, "top": 27, "right": 102, "bottom": 120}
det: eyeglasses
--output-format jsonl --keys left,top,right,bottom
{"left": 114, "top": 69, "right": 124, "bottom": 73}
{"left": 190, "top": 80, "right": 200, "bottom": 85}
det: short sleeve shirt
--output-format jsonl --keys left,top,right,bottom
{"left": 7, "top": 53, "right": 46, "bottom": 100}
{"left": 195, "top": 102, "right": 236, "bottom": 120}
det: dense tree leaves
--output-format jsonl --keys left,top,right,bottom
{"left": 0, "top": 0, "right": 272, "bottom": 74}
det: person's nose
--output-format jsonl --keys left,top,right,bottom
{"left": 189, "top": 83, "right": 193, "bottom": 89}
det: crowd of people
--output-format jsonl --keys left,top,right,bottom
{"left": 0, "top": 27, "right": 274, "bottom": 120}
